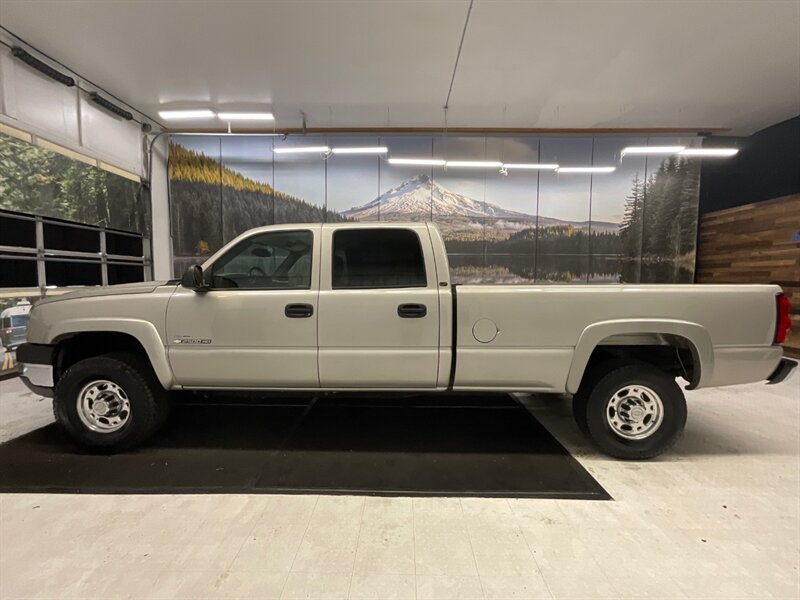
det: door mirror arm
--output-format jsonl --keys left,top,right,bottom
{"left": 181, "top": 265, "right": 210, "bottom": 293}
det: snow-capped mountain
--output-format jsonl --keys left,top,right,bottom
{"left": 341, "top": 174, "right": 618, "bottom": 232}
{"left": 342, "top": 174, "right": 530, "bottom": 220}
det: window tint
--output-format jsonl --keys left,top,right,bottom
{"left": 210, "top": 230, "right": 313, "bottom": 290}
{"left": 332, "top": 229, "right": 426, "bottom": 289}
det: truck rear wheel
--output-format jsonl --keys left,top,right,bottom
{"left": 53, "top": 353, "right": 168, "bottom": 453}
{"left": 576, "top": 364, "right": 687, "bottom": 460}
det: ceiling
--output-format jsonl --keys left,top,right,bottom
{"left": 1, "top": 0, "right": 798, "bottom": 135}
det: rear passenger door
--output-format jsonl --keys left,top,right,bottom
{"left": 317, "top": 226, "right": 441, "bottom": 388}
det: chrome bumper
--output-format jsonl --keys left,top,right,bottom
{"left": 16, "top": 343, "right": 56, "bottom": 398}
{"left": 21, "top": 363, "right": 54, "bottom": 387}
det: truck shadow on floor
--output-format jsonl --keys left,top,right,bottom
{"left": 0, "top": 393, "right": 610, "bottom": 499}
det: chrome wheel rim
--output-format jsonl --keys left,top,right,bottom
{"left": 76, "top": 380, "right": 131, "bottom": 433}
{"left": 606, "top": 384, "right": 664, "bottom": 440}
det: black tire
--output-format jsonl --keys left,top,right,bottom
{"left": 53, "top": 352, "right": 167, "bottom": 453}
{"left": 572, "top": 359, "right": 630, "bottom": 437}
{"left": 582, "top": 364, "right": 687, "bottom": 460}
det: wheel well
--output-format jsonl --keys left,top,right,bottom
{"left": 53, "top": 332, "right": 150, "bottom": 383}
{"left": 583, "top": 334, "right": 698, "bottom": 386}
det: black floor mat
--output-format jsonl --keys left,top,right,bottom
{"left": 0, "top": 394, "right": 609, "bottom": 499}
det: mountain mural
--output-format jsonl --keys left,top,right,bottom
{"left": 342, "top": 174, "right": 618, "bottom": 233}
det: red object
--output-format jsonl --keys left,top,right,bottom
{"left": 775, "top": 293, "right": 791, "bottom": 344}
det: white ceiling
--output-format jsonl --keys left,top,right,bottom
{"left": 1, "top": 0, "right": 799, "bottom": 135}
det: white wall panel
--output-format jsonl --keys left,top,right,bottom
{"left": 150, "top": 136, "right": 172, "bottom": 280}
{"left": 0, "top": 49, "right": 80, "bottom": 145}
{"left": 79, "top": 94, "right": 142, "bottom": 174}
{"left": 0, "top": 45, "right": 143, "bottom": 177}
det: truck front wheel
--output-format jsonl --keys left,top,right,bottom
{"left": 576, "top": 364, "right": 687, "bottom": 460}
{"left": 53, "top": 353, "right": 168, "bottom": 452}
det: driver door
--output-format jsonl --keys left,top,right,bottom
{"left": 166, "top": 226, "right": 320, "bottom": 388}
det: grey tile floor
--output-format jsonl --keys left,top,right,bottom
{"left": 0, "top": 371, "right": 798, "bottom": 599}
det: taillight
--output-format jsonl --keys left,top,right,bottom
{"left": 775, "top": 293, "right": 791, "bottom": 344}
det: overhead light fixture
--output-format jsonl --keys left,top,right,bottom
{"left": 273, "top": 146, "right": 330, "bottom": 154}
{"left": 503, "top": 163, "right": 559, "bottom": 170}
{"left": 11, "top": 47, "right": 75, "bottom": 87}
{"left": 557, "top": 166, "right": 616, "bottom": 173}
{"left": 330, "top": 147, "right": 388, "bottom": 155}
{"left": 445, "top": 161, "right": 503, "bottom": 168}
{"left": 388, "top": 158, "right": 446, "bottom": 166}
{"left": 158, "top": 109, "right": 216, "bottom": 120}
{"left": 621, "top": 146, "right": 685, "bottom": 156}
{"left": 88, "top": 92, "right": 133, "bottom": 121}
{"left": 679, "top": 147, "right": 739, "bottom": 157}
{"left": 217, "top": 112, "right": 274, "bottom": 121}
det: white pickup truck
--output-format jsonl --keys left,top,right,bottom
{"left": 18, "top": 222, "right": 796, "bottom": 459}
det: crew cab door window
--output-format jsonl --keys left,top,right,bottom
{"left": 332, "top": 228, "right": 426, "bottom": 289}
{"left": 210, "top": 230, "right": 313, "bottom": 290}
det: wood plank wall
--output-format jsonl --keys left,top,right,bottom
{"left": 696, "top": 194, "right": 800, "bottom": 358}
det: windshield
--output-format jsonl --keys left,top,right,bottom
{"left": 9, "top": 315, "right": 29, "bottom": 328}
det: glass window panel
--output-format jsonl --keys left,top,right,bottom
{"left": 105, "top": 232, "right": 143, "bottom": 257}
{"left": 44, "top": 222, "right": 100, "bottom": 253}
{"left": 447, "top": 254, "right": 487, "bottom": 285}
{"left": 641, "top": 136, "right": 700, "bottom": 282}
{"left": 210, "top": 229, "right": 313, "bottom": 290}
{"left": 332, "top": 228, "right": 426, "bottom": 289}
{"left": 272, "top": 136, "right": 326, "bottom": 224}
{"left": 432, "top": 136, "right": 487, "bottom": 219}
{"left": 431, "top": 137, "right": 488, "bottom": 256}
{"left": 0, "top": 214, "right": 36, "bottom": 248}
{"left": 45, "top": 260, "right": 102, "bottom": 286}
{"left": 0, "top": 257, "right": 38, "bottom": 287}
{"left": 169, "top": 136, "right": 224, "bottom": 276}
{"left": 590, "top": 137, "right": 647, "bottom": 283}
{"left": 221, "top": 136, "right": 274, "bottom": 244}
{"left": 376, "top": 136, "right": 435, "bottom": 222}
{"left": 326, "top": 136, "right": 381, "bottom": 222}
{"left": 107, "top": 263, "right": 145, "bottom": 285}
{"left": 483, "top": 254, "right": 537, "bottom": 284}
{"left": 537, "top": 138, "right": 593, "bottom": 283}
{"left": 0, "top": 132, "right": 148, "bottom": 236}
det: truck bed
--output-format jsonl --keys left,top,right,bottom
{"left": 453, "top": 284, "right": 783, "bottom": 393}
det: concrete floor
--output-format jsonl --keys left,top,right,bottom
{"left": 0, "top": 372, "right": 798, "bottom": 600}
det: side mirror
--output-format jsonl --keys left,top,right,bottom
{"left": 181, "top": 265, "right": 208, "bottom": 292}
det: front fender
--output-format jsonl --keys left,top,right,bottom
{"left": 565, "top": 319, "right": 714, "bottom": 394}
{"left": 49, "top": 318, "right": 174, "bottom": 389}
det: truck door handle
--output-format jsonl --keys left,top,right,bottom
{"left": 285, "top": 303, "right": 314, "bottom": 318}
{"left": 397, "top": 303, "right": 427, "bottom": 318}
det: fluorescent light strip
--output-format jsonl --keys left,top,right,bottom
{"left": 679, "top": 147, "right": 739, "bottom": 157}
{"left": 388, "top": 158, "right": 446, "bottom": 166}
{"left": 273, "top": 146, "right": 330, "bottom": 154}
{"left": 158, "top": 109, "right": 215, "bottom": 120}
{"left": 217, "top": 112, "right": 274, "bottom": 121}
{"left": 503, "top": 163, "right": 559, "bottom": 170}
{"left": 445, "top": 161, "right": 503, "bottom": 168}
{"left": 622, "top": 146, "right": 685, "bottom": 155}
{"left": 330, "top": 147, "right": 388, "bottom": 155}
{"left": 557, "top": 166, "right": 616, "bottom": 173}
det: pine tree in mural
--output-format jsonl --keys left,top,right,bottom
{"left": 168, "top": 143, "right": 348, "bottom": 260}
{"left": 0, "top": 132, "right": 148, "bottom": 233}
{"left": 618, "top": 158, "right": 699, "bottom": 262}
{"left": 620, "top": 175, "right": 644, "bottom": 257}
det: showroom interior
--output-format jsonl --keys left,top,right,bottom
{"left": 0, "top": 0, "right": 799, "bottom": 599}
